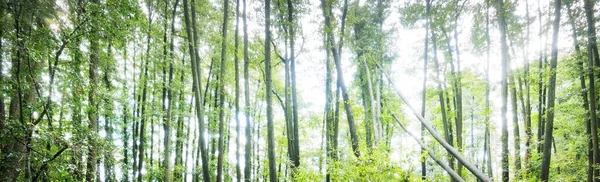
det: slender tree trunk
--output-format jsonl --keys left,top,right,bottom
{"left": 320, "top": 0, "right": 358, "bottom": 158}
{"left": 583, "top": 0, "right": 600, "bottom": 180}
{"left": 495, "top": 0, "right": 510, "bottom": 181}
{"left": 163, "top": 0, "right": 179, "bottom": 181}
{"left": 289, "top": 6, "right": 301, "bottom": 175}
{"left": 540, "top": 0, "right": 561, "bottom": 180}
{"left": 421, "top": 0, "right": 431, "bottom": 179}
{"left": 510, "top": 69, "right": 521, "bottom": 177}
{"left": 324, "top": 32, "right": 335, "bottom": 182}
{"left": 379, "top": 64, "right": 491, "bottom": 182}
{"left": 122, "top": 46, "right": 131, "bottom": 182}
{"left": 264, "top": 0, "right": 277, "bottom": 180}
{"left": 243, "top": 0, "right": 252, "bottom": 179}
{"left": 536, "top": 0, "right": 546, "bottom": 155}
{"left": 103, "top": 43, "right": 116, "bottom": 182}
{"left": 389, "top": 113, "right": 464, "bottom": 182}
{"left": 567, "top": 5, "right": 594, "bottom": 181}
{"left": 431, "top": 25, "right": 454, "bottom": 172}
{"left": 182, "top": 0, "right": 211, "bottom": 180}
{"left": 523, "top": 0, "right": 533, "bottom": 175}
{"left": 481, "top": 2, "right": 493, "bottom": 178}
{"left": 216, "top": 0, "right": 230, "bottom": 180}
{"left": 136, "top": 4, "right": 154, "bottom": 180}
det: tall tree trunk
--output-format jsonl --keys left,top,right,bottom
{"left": 216, "top": 0, "right": 230, "bottom": 180}
{"left": 431, "top": 26, "right": 454, "bottom": 171}
{"left": 104, "top": 43, "right": 116, "bottom": 182}
{"left": 495, "top": 0, "right": 510, "bottom": 181}
{"left": 510, "top": 69, "right": 521, "bottom": 177}
{"left": 421, "top": 0, "right": 431, "bottom": 179}
{"left": 264, "top": 0, "right": 277, "bottom": 180}
{"left": 566, "top": 5, "right": 594, "bottom": 181}
{"left": 243, "top": 0, "right": 252, "bottom": 179}
{"left": 232, "top": 0, "right": 242, "bottom": 181}
{"left": 163, "top": 0, "right": 179, "bottom": 181}
{"left": 481, "top": 1, "right": 493, "bottom": 178}
{"left": 122, "top": 46, "right": 131, "bottom": 182}
{"left": 136, "top": 3, "right": 154, "bottom": 180}
{"left": 182, "top": 0, "right": 211, "bottom": 180}
{"left": 320, "top": 0, "right": 358, "bottom": 158}
{"left": 540, "top": 0, "right": 561, "bottom": 179}
{"left": 583, "top": 0, "right": 600, "bottom": 179}
{"left": 87, "top": 0, "right": 101, "bottom": 179}
{"left": 523, "top": 0, "right": 533, "bottom": 175}
{"left": 288, "top": 0, "right": 301, "bottom": 171}
{"left": 324, "top": 32, "right": 335, "bottom": 182}
{"left": 536, "top": 0, "right": 546, "bottom": 155}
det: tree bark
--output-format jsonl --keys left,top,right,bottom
{"left": 87, "top": 0, "right": 101, "bottom": 179}
{"left": 182, "top": 0, "right": 211, "bottom": 180}
{"left": 495, "top": 0, "right": 510, "bottom": 180}
{"left": 389, "top": 112, "right": 464, "bottom": 182}
{"left": 243, "top": 0, "right": 252, "bottom": 179}
{"left": 378, "top": 64, "right": 491, "bottom": 182}
{"left": 320, "top": 0, "right": 359, "bottom": 157}
{"left": 540, "top": 0, "right": 561, "bottom": 180}
{"left": 216, "top": 0, "right": 230, "bottom": 180}
{"left": 421, "top": 0, "right": 431, "bottom": 179}
{"left": 264, "top": 0, "right": 277, "bottom": 180}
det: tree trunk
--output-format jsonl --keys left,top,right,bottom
{"left": 421, "top": 0, "right": 431, "bottom": 179}
{"left": 87, "top": 0, "right": 101, "bottom": 179}
{"left": 431, "top": 26, "right": 454, "bottom": 171}
{"left": 163, "top": 0, "right": 179, "bottom": 181}
{"left": 320, "top": 0, "right": 359, "bottom": 157}
{"left": 540, "top": 0, "right": 561, "bottom": 180}
{"left": 522, "top": 0, "right": 533, "bottom": 175}
{"left": 583, "top": 0, "right": 600, "bottom": 179}
{"left": 481, "top": 2, "right": 493, "bottom": 178}
{"left": 243, "top": 0, "right": 252, "bottom": 179}
{"left": 389, "top": 112, "right": 464, "bottom": 182}
{"left": 536, "top": 0, "right": 546, "bottom": 155}
{"left": 378, "top": 64, "right": 491, "bottom": 182}
{"left": 567, "top": 5, "right": 594, "bottom": 181}
{"left": 216, "top": 0, "right": 230, "bottom": 180}
{"left": 182, "top": 0, "right": 211, "bottom": 180}
{"left": 264, "top": 0, "right": 277, "bottom": 180}
{"left": 495, "top": 0, "right": 510, "bottom": 181}
{"left": 510, "top": 69, "right": 521, "bottom": 177}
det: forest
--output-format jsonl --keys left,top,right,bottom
{"left": 0, "top": 0, "right": 599, "bottom": 181}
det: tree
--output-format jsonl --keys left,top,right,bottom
{"left": 182, "top": 0, "right": 211, "bottom": 180}
{"left": 540, "top": 0, "right": 561, "bottom": 180}
{"left": 495, "top": 0, "right": 510, "bottom": 181}
{"left": 216, "top": 0, "right": 230, "bottom": 180}
{"left": 243, "top": 0, "right": 253, "bottom": 179}
{"left": 264, "top": 0, "right": 278, "bottom": 180}
{"left": 87, "top": 0, "right": 101, "bottom": 180}
{"left": 320, "top": 0, "right": 359, "bottom": 158}
{"left": 420, "top": 1, "right": 431, "bottom": 179}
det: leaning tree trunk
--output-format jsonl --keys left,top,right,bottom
{"left": 182, "top": 0, "right": 211, "bottom": 180}
{"left": 320, "top": 0, "right": 359, "bottom": 157}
